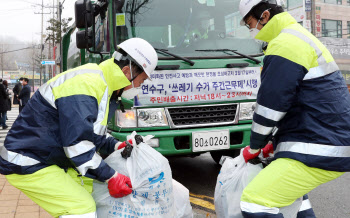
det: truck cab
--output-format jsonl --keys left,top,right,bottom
{"left": 62, "top": 0, "right": 264, "bottom": 163}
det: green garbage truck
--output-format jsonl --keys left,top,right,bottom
{"left": 62, "top": 0, "right": 264, "bottom": 163}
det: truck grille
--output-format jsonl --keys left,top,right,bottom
{"left": 166, "top": 103, "right": 238, "bottom": 128}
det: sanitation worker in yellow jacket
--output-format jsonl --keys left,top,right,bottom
{"left": 0, "top": 38, "right": 158, "bottom": 218}
{"left": 239, "top": 0, "right": 350, "bottom": 217}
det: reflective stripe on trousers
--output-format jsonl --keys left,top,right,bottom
{"left": 297, "top": 195, "right": 316, "bottom": 218}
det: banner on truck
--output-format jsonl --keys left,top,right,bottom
{"left": 138, "top": 67, "right": 261, "bottom": 106}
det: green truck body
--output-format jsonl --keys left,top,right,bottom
{"left": 62, "top": 0, "right": 264, "bottom": 163}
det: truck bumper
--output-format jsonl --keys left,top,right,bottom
{"left": 110, "top": 124, "right": 251, "bottom": 156}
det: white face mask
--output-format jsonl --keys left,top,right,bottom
{"left": 121, "top": 87, "right": 141, "bottom": 100}
{"left": 248, "top": 9, "right": 269, "bottom": 43}
{"left": 249, "top": 27, "right": 260, "bottom": 39}
{"left": 20, "top": 81, "right": 23, "bottom": 84}
{"left": 121, "top": 60, "right": 141, "bottom": 100}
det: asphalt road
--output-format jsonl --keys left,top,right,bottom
{"left": 169, "top": 152, "right": 350, "bottom": 218}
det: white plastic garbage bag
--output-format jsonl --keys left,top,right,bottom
{"left": 172, "top": 179, "right": 193, "bottom": 218}
{"left": 214, "top": 150, "right": 263, "bottom": 218}
{"left": 92, "top": 138, "right": 175, "bottom": 218}
{"left": 214, "top": 149, "right": 303, "bottom": 218}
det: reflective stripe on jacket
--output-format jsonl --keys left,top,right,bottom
{"left": 0, "top": 58, "right": 131, "bottom": 181}
{"left": 250, "top": 12, "right": 350, "bottom": 172}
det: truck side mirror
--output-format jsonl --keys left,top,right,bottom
{"left": 75, "top": 0, "right": 93, "bottom": 29}
{"left": 76, "top": 28, "right": 93, "bottom": 49}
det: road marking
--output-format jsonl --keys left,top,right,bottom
{"left": 189, "top": 193, "right": 216, "bottom": 212}
{"left": 190, "top": 193, "right": 214, "bottom": 200}
{"left": 190, "top": 196, "right": 215, "bottom": 211}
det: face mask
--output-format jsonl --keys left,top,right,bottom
{"left": 249, "top": 9, "right": 269, "bottom": 42}
{"left": 121, "top": 60, "right": 141, "bottom": 99}
{"left": 249, "top": 27, "right": 260, "bottom": 39}
{"left": 121, "top": 87, "right": 141, "bottom": 100}
{"left": 20, "top": 81, "right": 23, "bottom": 84}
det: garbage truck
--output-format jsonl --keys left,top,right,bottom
{"left": 61, "top": 0, "right": 264, "bottom": 163}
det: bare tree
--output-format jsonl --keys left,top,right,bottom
{"left": 0, "top": 42, "right": 10, "bottom": 78}
{"left": 26, "top": 43, "right": 39, "bottom": 83}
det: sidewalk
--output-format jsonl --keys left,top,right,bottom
{"left": 0, "top": 106, "right": 53, "bottom": 218}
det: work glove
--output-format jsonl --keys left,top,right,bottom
{"left": 107, "top": 172, "right": 133, "bottom": 198}
{"left": 242, "top": 146, "right": 261, "bottom": 163}
{"left": 262, "top": 143, "right": 274, "bottom": 158}
{"left": 115, "top": 139, "right": 133, "bottom": 150}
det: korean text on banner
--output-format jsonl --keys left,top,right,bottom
{"left": 138, "top": 67, "right": 261, "bottom": 106}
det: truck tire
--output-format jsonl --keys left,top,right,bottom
{"left": 210, "top": 149, "right": 240, "bottom": 165}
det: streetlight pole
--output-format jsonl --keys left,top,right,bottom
{"left": 40, "top": 0, "right": 43, "bottom": 86}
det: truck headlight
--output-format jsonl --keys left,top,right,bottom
{"left": 137, "top": 108, "right": 169, "bottom": 127}
{"left": 116, "top": 109, "right": 137, "bottom": 128}
{"left": 239, "top": 102, "right": 255, "bottom": 120}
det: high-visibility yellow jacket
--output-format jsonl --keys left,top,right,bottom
{"left": 251, "top": 12, "right": 350, "bottom": 172}
{"left": 0, "top": 57, "right": 131, "bottom": 182}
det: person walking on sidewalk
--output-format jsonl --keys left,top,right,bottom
{"left": 17, "top": 78, "right": 31, "bottom": 113}
{"left": 239, "top": 0, "right": 350, "bottom": 217}
{"left": 2, "top": 80, "right": 12, "bottom": 128}
{"left": 0, "top": 79, "right": 8, "bottom": 129}
{"left": 12, "top": 77, "right": 23, "bottom": 110}
{"left": 0, "top": 38, "right": 158, "bottom": 218}
{"left": 3, "top": 80, "right": 12, "bottom": 112}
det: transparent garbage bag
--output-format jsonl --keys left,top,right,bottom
{"left": 92, "top": 133, "right": 175, "bottom": 218}
{"left": 214, "top": 149, "right": 303, "bottom": 218}
{"left": 172, "top": 179, "right": 193, "bottom": 218}
{"left": 214, "top": 149, "right": 263, "bottom": 218}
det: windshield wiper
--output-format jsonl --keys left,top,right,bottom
{"left": 195, "top": 49, "right": 261, "bottom": 64}
{"left": 155, "top": 48, "right": 195, "bottom": 66}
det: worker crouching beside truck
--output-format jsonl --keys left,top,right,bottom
{"left": 239, "top": 0, "right": 350, "bottom": 217}
{"left": 0, "top": 38, "right": 158, "bottom": 218}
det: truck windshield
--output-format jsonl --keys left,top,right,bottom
{"left": 114, "top": 0, "right": 262, "bottom": 59}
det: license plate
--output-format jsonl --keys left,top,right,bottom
{"left": 192, "top": 130, "right": 230, "bottom": 152}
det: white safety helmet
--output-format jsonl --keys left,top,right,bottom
{"left": 113, "top": 38, "right": 158, "bottom": 79}
{"left": 239, "top": 0, "right": 285, "bottom": 26}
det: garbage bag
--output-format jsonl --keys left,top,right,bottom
{"left": 92, "top": 141, "right": 175, "bottom": 218}
{"left": 172, "top": 179, "right": 193, "bottom": 218}
{"left": 214, "top": 149, "right": 303, "bottom": 218}
{"left": 214, "top": 150, "right": 263, "bottom": 218}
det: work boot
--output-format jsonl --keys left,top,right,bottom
{"left": 2, "top": 125, "right": 8, "bottom": 129}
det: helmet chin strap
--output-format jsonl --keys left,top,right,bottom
{"left": 117, "top": 60, "right": 140, "bottom": 113}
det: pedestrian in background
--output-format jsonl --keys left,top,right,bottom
{"left": 3, "top": 80, "right": 12, "bottom": 119}
{"left": 12, "top": 77, "right": 23, "bottom": 113}
{"left": 0, "top": 79, "right": 8, "bottom": 129}
{"left": 18, "top": 78, "right": 31, "bottom": 113}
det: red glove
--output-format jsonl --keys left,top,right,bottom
{"left": 262, "top": 143, "right": 274, "bottom": 158}
{"left": 117, "top": 139, "right": 133, "bottom": 150}
{"left": 243, "top": 146, "right": 261, "bottom": 163}
{"left": 107, "top": 173, "right": 133, "bottom": 198}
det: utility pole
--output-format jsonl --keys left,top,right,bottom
{"left": 35, "top": 0, "right": 50, "bottom": 86}
{"left": 311, "top": 0, "right": 315, "bottom": 35}
{"left": 58, "top": 0, "right": 65, "bottom": 73}
{"left": 40, "top": 0, "right": 44, "bottom": 86}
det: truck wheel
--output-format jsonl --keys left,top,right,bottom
{"left": 210, "top": 149, "right": 240, "bottom": 165}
